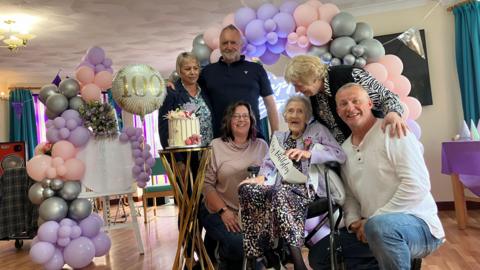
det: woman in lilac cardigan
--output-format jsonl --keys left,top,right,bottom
{"left": 239, "top": 95, "right": 346, "bottom": 270}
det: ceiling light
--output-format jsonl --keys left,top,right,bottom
{"left": 0, "top": 19, "right": 36, "bottom": 51}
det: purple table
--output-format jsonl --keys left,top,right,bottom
{"left": 441, "top": 141, "right": 480, "bottom": 229}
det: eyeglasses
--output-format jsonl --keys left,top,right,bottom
{"left": 232, "top": 113, "right": 250, "bottom": 120}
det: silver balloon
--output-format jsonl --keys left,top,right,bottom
{"left": 343, "top": 54, "right": 356, "bottom": 66}
{"left": 352, "top": 22, "right": 374, "bottom": 43}
{"left": 68, "top": 198, "right": 93, "bottom": 221}
{"left": 354, "top": 57, "right": 367, "bottom": 68}
{"left": 191, "top": 44, "right": 212, "bottom": 66}
{"left": 168, "top": 71, "right": 180, "bottom": 84}
{"left": 28, "top": 183, "right": 45, "bottom": 205}
{"left": 59, "top": 181, "right": 82, "bottom": 201}
{"left": 359, "top": 38, "right": 385, "bottom": 63}
{"left": 351, "top": 45, "right": 365, "bottom": 57}
{"left": 397, "top": 27, "right": 425, "bottom": 59}
{"left": 50, "top": 179, "right": 64, "bottom": 191}
{"left": 45, "top": 109, "right": 59, "bottom": 120}
{"left": 320, "top": 52, "right": 332, "bottom": 63}
{"left": 307, "top": 45, "right": 329, "bottom": 57}
{"left": 69, "top": 96, "right": 86, "bottom": 111}
{"left": 39, "top": 84, "right": 59, "bottom": 104}
{"left": 39, "top": 196, "right": 68, "bottom": 221}
{"left": 331, "top": 12, "right": 356, "bottom": 37}
{"left": 59, "top": 78, "right": 80, "bottom": 98}
{"left": 330, "top": 37, "right": 356, "bottom": 59}
{"left": 330, "top": 58, "right": 342, "bottom": 66}
{"left": 42, "top": 187, "right": 55, "bottom": 199}
{"left": 46, "top": 94, "right": 69, "bottom": 115}
{"left": 192, "top": 34, "right": 206, "bottom": 47}
{"left": 41, "top": 178, "right": 52, "bottom": 188}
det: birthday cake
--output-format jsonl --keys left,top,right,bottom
{"left": 165, "top": 108, "right": 201, "bottom": 147}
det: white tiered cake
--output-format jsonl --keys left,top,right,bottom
{"left": 166, "top": 109, "right": 201, "bottom": 147}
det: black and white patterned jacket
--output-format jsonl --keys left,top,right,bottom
{"left": 310, "top": 65, "right": 404, "bottom": 144}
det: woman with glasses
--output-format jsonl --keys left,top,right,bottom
{"left": 238, "top": 95, "right": 346, "bottom": 270}
{"left": 199, "top": 101, "right": 269, "bottom": 270}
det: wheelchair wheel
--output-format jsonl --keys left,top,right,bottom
{"left": 14, "top": 239, "right": 23, "bottom": 249}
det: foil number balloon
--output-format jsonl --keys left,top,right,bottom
{"left": 111, "top": 64, "right": 167, "bottom": 118}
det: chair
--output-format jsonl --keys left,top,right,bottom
{"left": 142, "top": 157, "right": 174, "bottom": 223}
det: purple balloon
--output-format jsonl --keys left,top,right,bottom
{"left": 91, "top": 231, "right": 111, "bottom": 257}
{"left": 264, "top": 19, "right": 277, "bottom": 32}
{"left": 59, "top": 128, "right": 70, "bottom": 139}
{"left": 131, "top": 142, "right": 140, "bottom": 149}
{"left": 46, "top": 120, "right": 54, "bottom": 128}
{"left": 61, "top": 109, "right": 81, "bottom": 121}
{"left": 71, "top": 225, "right": 82, "bottom": 239}
{"left": 266, "top": 32, "right": 278, "bottom": 45}
{"left": 58, "top": 225, "right": 72, "bottom": 238}
{"left": 38, "top": 221, "right": 60, "bottom": 243}
{"left": 90, "top": 212, "right": 104, "bottom": 227}
{"left": 125, "top": 127, "right": 136, "bottom": 137}
{"left": 43, "top": 248, "right": 65, "bottom": 270}
{"left": 280, "top": 0, "right": 299, "bottom": 14}
{"left": 142, "top": 150, "right": 151, "bottom": 159}
{"left": 60, "top": 218, "right": 76, "bottom": 227}
{"left": 267, "top": 38, "right": 287, "bottom": 54}
{"left": 46, "top": 128, "right": 60, "bottom": 143}
{"left": 79, "top": 215, "right": 102, "bottom": 238}
{"left": 119, "top": 133, "right": 129, "bottom": 143}
{"left": 66, "top": 119, "right": 78, "bottom": 130}
{"left": 135, "top": 128, "right": 142, "bottom": 137}
{"left": 144, "top": 144, "right": 151, "bottom": 152}
{"left": 69, "top": 126, "right": 91, "bottom": 147}
{"left": 130, "top": 134, "right": 139, "bottom": 142}
{"left": 146, "top": 157, "right": 155, "bottom": 167}
{"left": 260, "top": 48, "right": 281, "bottom": 65}
{"left": 29, "top": 241, "right": 55, "bottom": 264}
{"left": 135, "top": 157, "right": 145, "bottom": 166}
{"left": 145, "top": 167, "right": 152, "bottom": 175}
{"left": 250, "top": 44, "right": 267, "bottom": 58}
{"left": 133, "top": 149, "right": 142, "bottom": 158}
{"left": 63, "top": 237, "right": 95, "bottom": 268}
{"left": 137, "top": 180, "right": 147, "bottom": 188}
{"left": 137, "top": 135, "right": 145, "bottom": 143}
{"left": 87, "top": 46, "right": 105, "bottom": 65}
{"left": 56, "top": 237, "right": 71, "bottom": 247}
{"left": 102, "top": 58, "right": 112, "bottom": 68}
{"left": 273, "top": 12, "right": 296, "bottom": 38}
{"left": 257, "top": 3, "right": 279, "bottom": 20}
{"left": 245, "top": 19, "right": 267, "bottom": 46}
{"left": 234, "top": 7, "right": 257, "bottom": 32}
{"left": 53, "top": 117, "right": 66, "bottom": 128}
{"left": 138, "top": 172, "right": 148, "bottom": 180}
{"left": 407, "top": 119, "right": 422, "bottom": 139}
{"left": 95, "top": 63, "right": 106, "bottom": 73}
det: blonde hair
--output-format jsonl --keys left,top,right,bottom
{"left": 283, "top": 95, "right": 313, "bottom": 121}
{"left": 176, "top": 52, "right": 200, "bottom": 74}
{"left": 284, "top": 55, "right": 328, "bottom": 85}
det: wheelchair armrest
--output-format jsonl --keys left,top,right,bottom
{"left": 324, "top": 161, "right": 340, "bottom": 170}
{"left": 306, "top": 197, "right": 329, "bottom": 219}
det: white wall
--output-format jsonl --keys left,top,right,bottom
{"left": 0, "top": 101, "right": 9, "bottom": 141}
{"left": 266, "top": 2, "right": 462, "bottom": 202}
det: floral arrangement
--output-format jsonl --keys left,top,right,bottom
{"left": 34, "top": 142, "right": 53, "bottom": 156}
{"left": 164, "top": 102, "right": 199, "bottom": 120}
{"left": 185, "top": 134, "right": 201, "bottom": 145}
{"left": 79, "top": 101, "right": 118, "bottom": 139}
{"left": 303, "top": 137, "right": 313, "bottom": 150}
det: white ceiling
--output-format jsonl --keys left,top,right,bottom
{"left": 0, "top": 0, "right": 453, "bottom": 89}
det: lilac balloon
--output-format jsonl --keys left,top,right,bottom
{"left": 257, "top": 3, "right": 279, "bottom": 20}
{"left": 61, "top": 109, "right": 81, "bottom": 121}
{"left": 273, "top": 12, "right": 296, "bottom": 38}
{"left": 102, "top": 58, "right": 113, "bottom": 68}
{"left": 142, "top": 150, "right": 151, "bottom": 159}
{"left": 69, "top": 126, "right": 91, "bottom": 147}
{"left": 407, "top": 119, "right": 422, "bottom": 139}
{"left": 135, "top": 157, "right": 145, "bottom": 166}
{"left": 53, "top": 117, "right": 66, "bottom": 129}
{"left": 264, "top": 19, "right": 277, "bottom": 32}
{"left": 136, "top": 180, "right": 147, "bottom": 188}
{"left": 56, "top": 237, "right": 71, "bottom": 247}
{"left": 59, "top": 128, "right": 70, "bottom": 139}
{"left": 29, "top": 241, "right": 55, "bottom": 264}
{"left": 31, "top": 236, "right": 40, "bottom": 246}
{"left": 63, "top": 237, "right": 95, "bottom": 268}
{"left": 280, "top": 0, "right": 299, "bottom": 14}
{"left": 130, "top": 134, "right": 139, "bottom": 142}
{"left": 46, "top": 128, "right": 60, "bottom": 143}
{"left": 119, "top": 133, "right": 129, "bottom": 143}
{"left": 267, "top": 38, "right": 287, "bottom": 54}
{"left": 46, "top": 120, "right": 54, "bottom": 128}
{"left": 80, "top": 215, "right": 102, "bottom": 238}
{"left": 43, "top": 248, "right": 65, "bottom": 270}
{"left": 95, "top": 63, "right": 106, "bottom": 73}
{"left": 137, "top": 135, "right": 145, "bottom": 143}
{"left": 125, "top": 127, "right": 136, "bottom": 137}
{"left": 106, "top": 67, "right": 114, "bottom": 74}
{"left": 144, "top": 144, "right": 151, "bottom": 152}
{"left": 135, "top": 128, "right": 142, "bottom": 137}
{"left": 90, "top": 212, "right": 104, "bottom": 227}
{"left": 133, "top": 149, "right": 142, "bottom": 158}
{"left": 245, "top": 19, "right": 267, "bottom": 46}
{"left": 87, "top": 46, "right": 105, "bottom": 65}
{"left": 146, "top": 157, "right": 155, "bottom": 167}
{"left": 250, "top": 44, "right": 267, "bottom": 58}
{"left": 58, "top": 225, "right": 72, "bottom": 238}
{"left": 37, "top": 221, "right": 60, "bottom": 243}
{"left": 71, "top": 225, "right": 82, "bottom": 239}
{"left": 266, "top": 32, "right": 278, "bottom": 45}
{"left": 234, "top": 7, "right": 257, "bottom": 32}
{"left": 60, "top": 218, "right": 76, "bottom": 227}
{"left": 91, "top": 231, "right": 111, "bottom": 257}
{"left": 131, "top": 142, "right": 140, "bottom": 149}
{"left": 145, "top": 167, "right": 152, "bottom": 175}
{"left": 66, "top": 119, "right": 78, "bottom": 130}
{"left": 260, "top": 49, "right": 281, "bottom": 65}
{"left": 138, "top": 172, "right": 148, "bottom": 180}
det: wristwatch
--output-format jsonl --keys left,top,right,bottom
{"left": 217, "top": 207, "right": 227, "bottom": 215}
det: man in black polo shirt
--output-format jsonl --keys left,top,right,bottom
{"left": 198, "top": 24, "right": 279, "bottom": 138}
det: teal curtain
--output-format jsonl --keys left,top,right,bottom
{"left": 259, "top": 117, "right": 270, "bottom": 144}
{"left": 454, "top": 2, "right": 480, "bottom": 123}
{"left": 106, "top": 89, "right": 123, "bottom": 130}
{"left": 9, "top": 89, "right": 37, "bottom": 159}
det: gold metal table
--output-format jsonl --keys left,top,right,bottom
{"left": 159, "top": 146, "right": 213, "bottom": 270}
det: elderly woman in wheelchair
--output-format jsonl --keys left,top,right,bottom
{"left": 238, "top": 95, "right": 346, "bottom": 270}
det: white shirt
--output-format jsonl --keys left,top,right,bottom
{"left": 341, "top": 119, "right": 444, "bottom": 239}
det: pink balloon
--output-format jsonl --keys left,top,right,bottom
{"left": 93, "top": 70, "right": 113, "bottom": 90}
{"left": 26, "top": 155, "right": 52, "bottom": 181}
{"left": 307, "top": 20, "right": 332, "bottom": 46}
{"left": 296, "top": 26, "right": 307, "bottom": 37}
{"left": 318, "top": 3, "right": 340, "bottom": 23}
{"left": 52, "top": 157, "right": 64, "bottom": 167}
{"left": 305, "top": 0, "right": 323, "bottom": 8}
{"left": 204, "top": 26, "right": 221, "bottom": 50}
{"left": 63, "top": 158, "right": 85, "bottom": 180}
{"left": 34, "top": 142, "right": 47, "bottom": 156}
{"left": 379, "top": 54, "right": 403, "bottom": 77}
{"left": 390, "top": 75, "right": 411, "bottom": 97}
{"left": 297, "top": 35, "right": 310, "bottom": 48}
{"left": 364, "top": 63, "right": 388, "bottom": 83}
{"left": 402, "top": 96, "right": 422, "bottom": 120}
{"left": 285, "top": 43, "right": 309, "bottom": 58}
{"left": 56, "top": 165, "right": 67, "bottom": 177}
{"left": 210, "top": 48, "right": 222, "bottom": 63}
{"left": 293, "top": 4, "right": 318, "bottom": 27}
{"left": 222, "top": 13, "right": 235, "bottom": 27}
{"left": 287, "top": 32, "right": 298, "bottom": 44}
{"left": 81, "top": 83, "right": 102, "bottom": 102}
{"left": 46, "top": 167, "right": 57, "bottom": 179}
{"left": 383, "top": 80, "right": 394, "bottom": 91}
{"left": 75, "top": 66, "right": 95, "bottom": 85}
{"left": 52, "top": 140, "right": 76, "bottom": 160}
